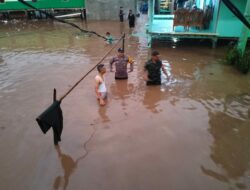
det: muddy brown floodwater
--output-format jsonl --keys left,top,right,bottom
{"left": 0, "top": 16, "right": 250, "bottom": 190}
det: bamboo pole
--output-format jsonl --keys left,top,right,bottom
{"left": 59, "top": 35, "right": 124, "bottom": 102}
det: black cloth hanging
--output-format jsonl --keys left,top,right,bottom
{"left": 36, "top": 100, "right": 63, "bottom": 145}
{"left": 222, "top": 0, "right": 250, "bottom": 29}
{"left": 17, "top": 0, "right": 125, "bottom": 145}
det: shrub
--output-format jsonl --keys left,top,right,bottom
{"left": 225, "top": 47, "right": 241, "bottom": 66}
{"left": 225, "top": 47, "right": 250, "bottom": 74}
{"left": 236, "top": 51, "right": 250, "bottom": 74}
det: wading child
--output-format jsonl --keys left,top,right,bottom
{"left": 105, "top": 32, "right": 113, "bottom": 44}
{"left": 95, "top": 64, "right": 107, "bottom": 106}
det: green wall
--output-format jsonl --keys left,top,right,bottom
{"left": 0, "top": 0, "right": 85, "bottom": 11}
{"left": 216, "top": 0, "right": 249, "bottom": 37}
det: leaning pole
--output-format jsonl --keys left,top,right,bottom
{"left": 237, "top": 0, "right": 250, "bottom": 54}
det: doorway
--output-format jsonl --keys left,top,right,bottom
{"left": 154, "top": 0, "right": 174, "bottom": 14}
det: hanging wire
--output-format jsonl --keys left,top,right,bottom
{"left": 18, "top": 0, "right": 108, "bottom": 40}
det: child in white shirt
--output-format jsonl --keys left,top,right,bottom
{"left": 95, "top": 64, "right": 107, "bottom": 106}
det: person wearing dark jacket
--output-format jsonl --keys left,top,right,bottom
{"left": 119, "top": 7, "right": 124, "bottom": 22}
{"left": 110, "top": 48, "right": 134, "bottom": 80}
{"left": 128, "top": 10, "right": 135, "bottom": 28}
{"left": 144, "top": 51, "right": 169, "bottom": 85}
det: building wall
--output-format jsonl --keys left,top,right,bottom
{"left": 216, "top": 0, "right": 249, "bottom": 37}
{"left": 86, "top": 0, "right": 137, "bottom": 20}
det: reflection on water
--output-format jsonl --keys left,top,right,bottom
{"left": 0, "top": 50, "right": 89, "bottom": 92}
{"left": 143, "top": 86, "right": 163, "bottom": 113}
{"left": 1, "top": 16, "right": 250, "bottom": 190}
{"left": 201, "top": 93, "right": 250, "bottom": 189}
{"left": 98, "top": 106, "right": 110, "bottom": 123}
{"left": 200, "top": 93, "right": 250, "bottom": 121}
{"left": 119, "top": 22, "right": 125, "bottom": 35}
{"left": 110, "top": 80, "right": 135, "bottom": 106}
{"left": 54, "top": 145, "right": 87, "bottom": 190}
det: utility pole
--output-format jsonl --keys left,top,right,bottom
{"left": 122, "top": 33, "right": 125, "bottom": 52}
{"left": 237, "top": 0, "right": 250, "bottom": 54}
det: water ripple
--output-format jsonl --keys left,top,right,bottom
{"left": 200, "top": 93, "right": 250, "bottom": 120}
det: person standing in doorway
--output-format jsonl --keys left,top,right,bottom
{"left": 144, "top": 51, "right": 169, "bottom": 85}
{"left": 176, "top": 0, "right": 187, "bottom": 9}
{"left": 128, "top": 10, "right": 135, "bottom": 28}
{"left": 119, "top": 7, "right": 124, "bottom": 22}
{"left": 110, "top": 48, "right": 134, "bottom": 80}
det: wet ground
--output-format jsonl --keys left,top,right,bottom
{"left": 0, "top": 16, "right": 250, "bottom": 190}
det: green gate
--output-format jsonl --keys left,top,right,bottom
{"left": 0, "top": 0, "right": 85, "bottom": 11}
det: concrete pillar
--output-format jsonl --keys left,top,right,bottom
{"left": 147, "top": 0, "right": 154, "bottom": 47}
{"left": 237, "top": 0, "right": 250, "bottom": 54}
{"left": 212, "top": 37, "right": 218, "bottom": 48}
{"left": 80, "top": 9, "right": 87, "bottom": 20}
{"left": 148, "top": 0, "right": 153, "bottom": 27}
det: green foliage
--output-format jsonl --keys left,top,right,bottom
{"left": 225, "top": 47, "right": 250, "bottom": 74}
{"left": 236, "top": 51, "right": 250, "bottom": 74}
{"left": 225, "top": 47, "right": 241, "bottom": 65}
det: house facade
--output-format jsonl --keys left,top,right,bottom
{"left": 147, "top": 0, "right": 250, "bottom": 46}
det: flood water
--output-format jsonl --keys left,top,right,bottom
{"left": 0, "top": 16, "right": 250, "bottom": 190}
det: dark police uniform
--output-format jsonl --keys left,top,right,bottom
{"left": 144, "top": 59, "right": 162, "bottom": 85}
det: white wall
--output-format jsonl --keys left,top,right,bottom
{"left": 86, "top": 0, "right": 137, "bottom": 20}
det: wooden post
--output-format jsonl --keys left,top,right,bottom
{"left": 212, "top": 37, "right": 218, "bottom": 48}
{"left": 147, "top": 34, "right": 152, "bottom": 47}
{"left": 25, "top": 11, "right": 28, "bottom": 19}
{"left": 80, "top": 9, "right": 84, "bottom": 20}
{"left": 83, "top": 9, "right": 87, "bottom": 20}
{"left": 122, "top": 33, "right": 125, "bottom": 52}
{"left": 237, "top": 0, "right": 250, "bottom": 54}
{"left": 213, "top": 0, "right": 222, "bottom": 33}
{"left": 53, "top": 88, "right": 57, "bottom": 102}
